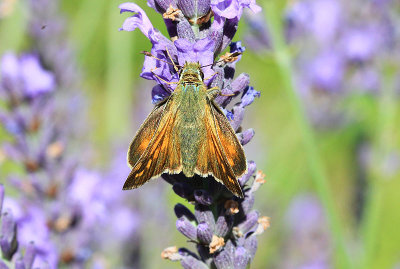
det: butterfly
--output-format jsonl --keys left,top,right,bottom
{"left": 123, "top": 58, "right": 247, "bottom": 198}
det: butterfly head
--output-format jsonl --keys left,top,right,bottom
{"left": 179, "top": 62, "right": 204, "bottom": 83}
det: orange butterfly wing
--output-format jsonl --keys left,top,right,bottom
{"left": 195, "top": 99, "right": 247, "bottom": 198}
{"left": 124, "top": 97, "right": 182, "bottom": 190}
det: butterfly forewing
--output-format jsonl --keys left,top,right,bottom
{"left": 127, "top": 97, "right": 169, "bottom": 168}
{"left": 124, "top": 96, "right": 182, "bottom": 190}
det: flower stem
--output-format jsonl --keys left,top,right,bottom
{"left": 360, "top": 62, "right": 398, "bottom": 268}
{"left": 264, "top": 3, "right": 352, "bottom": 268}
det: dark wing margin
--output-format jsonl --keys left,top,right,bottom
{"left": 124, "top": 97, "right": 182, "bottom": 190}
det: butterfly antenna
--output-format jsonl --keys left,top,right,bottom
{"left": 165, "top": 47, "right": 180, "bottom": 72}
{"left": 141, "top": 51, "right": 180, "bottom": 70}
{"left": 201, "top": 52, "right": 242, "bottom": 68}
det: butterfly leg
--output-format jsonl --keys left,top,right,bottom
{"left": 207, "top": 87, "right": 221, "bottom": 100}
{"left": 204, "top": 72, "right": 219, "bottom": 82}
{"left": 151, "top": 68, "right": 178, "bottom": 93}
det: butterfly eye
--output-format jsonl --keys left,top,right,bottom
{"left": 200, "top": 70, "right": 204, "bottom": 80}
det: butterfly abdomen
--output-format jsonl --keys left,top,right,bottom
{"left": 178, "top": 83, "right": 207, "bottom": 177}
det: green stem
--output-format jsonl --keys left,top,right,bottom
{"left": 361, "top": 63, "right": 397, "bottom": 268}
{"left": 265, "top": 3, "right": 352, "bottom": 268}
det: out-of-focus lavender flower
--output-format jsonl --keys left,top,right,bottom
{"left": 280, "top": 194, "right": 332, "bottom": 269}
{"left": 120, "top": 1, "right": 265, "bottom": 268}
{"left": 0, "top": 52, "right": 55, "bottom": 100}
{"left": 283, "top": 0, "right": 399, "bottom": 128}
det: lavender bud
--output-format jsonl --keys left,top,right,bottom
{"left": 176, "top": 217, "right": 197, "bottom": 241}
{"left": 237, "top": 128, "right": 255, "bottom": 146}
{"left": 0, "top": 184, "right": 4, "bottom": 213}
{"left": 194, "top": 190, "right": 213, "bottom": 206}
{"left": 181, "top": 255, "right": 209, "bottom": 269}
{"left": 172, "top": 182, "right": 193, "bottom": 199}
{"left": 0, "top": 209, "right": 18, "bottom": 260}
{"left": 23, "top": 242, "right": 36, "bottom": 269}
{"left": 196, "top": 222, "right": 213, "bottom": 244}
{"left": 153, "top": 0, "right": 177, "bottom": 13}
{"left": 213, "top": 247, "right": 233, "bottom": 269}
{"left": 178, "top": 0, "right": 210, "bottom": 19}
{"left": 174, "top": 203, "right": 196, "bottom": 221}
{"left": 237, "top": 210, "right": 260, "bottom": 236}
{"left": 194, "top": 204, "right": 215, "bottom": 230}
{"left": 234, "top": 246, "right": 250, "bottom": 269}
{"left": 232, "top": 73, "right": 250, "bottom": 94}
{"left": 239, "top": 161, "right": 257, "bottom": 186}
{"left": 244, "top": 235, "right": 258, "bottom": 260}
{"left": 15, "top": 259, "right": 25, "bottom": 269}
{"left": 177, "top": 19, "right": 196, "bottom": 42}
{"left": 241, "top": 192, "right": 255, "bottom": 215}
{"left": 230, "top": 105, "right": 245, "bottom": 131}
{"left": 0, "top": 260, "right": 9, "bottom": 269}
{"left": 215, "top": 215, "right": 233, "bottom": 237}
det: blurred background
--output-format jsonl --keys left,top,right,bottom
{"left": 0, "top": 0, "right": 399, "bottom": 268}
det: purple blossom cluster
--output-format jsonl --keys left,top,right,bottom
{"left": 284, "top": 0, "right": 400, "bottom": 127}
{"left": 0, "top": 51, "right": 139, "bottom": 268}
{"left": 119, "top": 0, "right": 267, "bottom": 268}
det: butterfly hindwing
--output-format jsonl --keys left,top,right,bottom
{"left": 195, "top": 99, "right": 245, "bottom": 198}
{"left": 211, "top": 101, "right": 247, "bottom": 178}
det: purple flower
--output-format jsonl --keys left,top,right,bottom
{"left": 307, "top": 50, "right": 344, "bottom": 92}
{"left": 119, "top": 3, "right": 155, "bottom": 38}
{"left": 1, "top": 52, "right": 55, "bottom": 99}
{"left": 210, "top": 0, "right": 261, "bottom": 20}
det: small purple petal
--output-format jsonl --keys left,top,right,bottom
{"left": 176, "top": 217, "right": 197, "bottom": 241}
{"left": 152, "top": 85, "right": 170, "bottom": 103}
{"left": 211, "top": 0, "right": 261, "bottom": 20}
{"left": 119, "top": 3, "right": 154, "bottom": 38}
{"left": 241, "top": 86, "right": 260, "bottom": 107}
